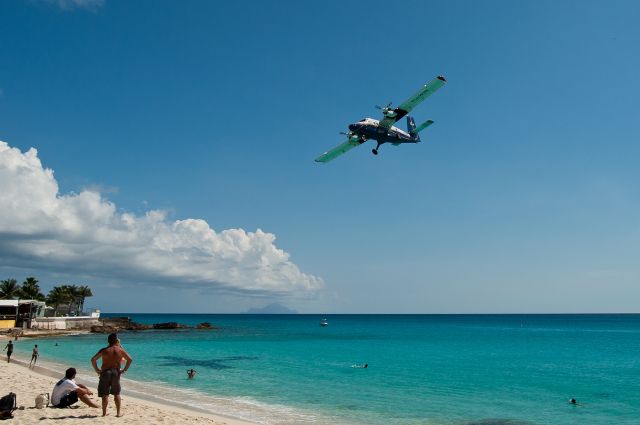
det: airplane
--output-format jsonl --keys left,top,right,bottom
{"left": 314, "top": 76, "right": 447, "bottom": 163}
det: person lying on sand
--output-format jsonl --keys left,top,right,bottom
{"left": 51, "top": 368, "right": 99, "bottom": 409}
{"left": 91, "top": 333, "right": 133, "bottom": 417}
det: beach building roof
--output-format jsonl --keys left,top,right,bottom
{"left": 0, "top": 300, "right": 45, "bottom": 307}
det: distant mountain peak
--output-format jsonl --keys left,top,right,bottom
{"left": 245, "top": 303, "right": 298, "bottom": 314}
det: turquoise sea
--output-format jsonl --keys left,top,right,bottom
{"left": 11, "top": 314, "right": 640, "bottom": 424}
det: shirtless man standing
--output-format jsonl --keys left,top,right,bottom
{"left": 91, "top": 333, "right": 133, "bottom": 417}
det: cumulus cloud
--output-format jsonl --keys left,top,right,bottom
{"left": 0, "top": 141, "right": 323, "bottom": 294}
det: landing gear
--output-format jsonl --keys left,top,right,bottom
{"left": 372, "top": 142, "right": 381, "bottom": 156}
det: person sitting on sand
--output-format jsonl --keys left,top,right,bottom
{"left": 187, "top": 369, "right": 197, "bottom": 379}
{"left": 30, "top": 344, "right": 39, "bottom": 368}
{"left": 3, "top": 341, "right": 12, "bottom": 363}
{"left": 91, "top": 333, "right": 133, "bottom": 417}
{"left": 51, "top": 368, "right": 99, "bottom": 409}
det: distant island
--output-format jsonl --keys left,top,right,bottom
{"left": 244, "top": 303, "right": 298, "bottom": 314}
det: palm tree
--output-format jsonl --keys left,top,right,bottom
{"left": 20, "top": 277, "right": 45, "bottom": 301}
{"left": 75, "top": 285, "right": 93, "bottom": 315}
{"left": 45, "top": 284, "right": 94, "bottom": 316}
{"left": 62, "top": 285, "right": 80, "bottom": 315}
{"left": 0, "top": 278, "right": 20, "bottom": 299}
{"left": 46, "top": 286, "right": 73, "bottom": 315}
{"left": 61, "top": 285, "right": 77, "bottom": 315}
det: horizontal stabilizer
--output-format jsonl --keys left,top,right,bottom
{"left": 414, "top": 119, "right": 434, "bottom": 134}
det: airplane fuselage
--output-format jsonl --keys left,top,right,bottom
{"left": 348, "top": 118, "right": 417, "bottom": 146}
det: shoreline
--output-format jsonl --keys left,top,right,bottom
{"left": 1, "top": 353, "right": 256, "bottom": 425}
{"left": 2, "top": 330, "right": 92, "bottom": 339}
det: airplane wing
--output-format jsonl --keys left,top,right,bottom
{"left": 378, "top": 76, "right": 447, "bottom": 130}
{"left": 314, "top": 139, "right": 362, "bottom": 163}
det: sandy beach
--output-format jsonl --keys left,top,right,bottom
{"left": 0, "top": 352, "right": 255, "bottom": 425}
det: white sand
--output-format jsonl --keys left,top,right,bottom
{"left": 0, "top": 353, "right": 256, "bottom": 425}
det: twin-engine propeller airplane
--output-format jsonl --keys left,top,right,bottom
{"left": 315, "top": 76, "right": 447, "bottom": 163}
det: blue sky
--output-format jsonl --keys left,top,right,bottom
{"left": 1, "top": 0, "right": 639, "bottom": 313}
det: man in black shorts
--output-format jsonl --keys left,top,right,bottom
{"left": 30, "top": 344, "right": 39, "bottom": 368}
{"left": 3, "top": 341, "right": 12, "bottom": 363}
{"left": 91, "top": 333, "right": 132, "bottom": 417}
{"left": 51, "top": 368, "right": 99, "bottom": 408}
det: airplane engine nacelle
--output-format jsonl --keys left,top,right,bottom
{"left": 383, "top": 108, "right": 397, "bottom": 118}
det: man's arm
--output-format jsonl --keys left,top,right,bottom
{"left": 77, "top": 383, "right": 93, "bottom": 395}
{"left": 120, "top": 348, "right": 133, "bottom": 373}
{"left": 91, "top": 350, "right": 102, "bottom": 374}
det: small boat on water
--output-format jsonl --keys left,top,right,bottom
{"left": 320, "top": 318, "right": 328, "bottom": 327}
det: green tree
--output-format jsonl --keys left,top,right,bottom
{"left": 75, "top": 285, "right": 93, "bottom": 314}
{"left": 46, "top": 284, "right": 94, "bottom": 316}
{"left": 0, "top": 278, "right": 20, "bottom": 299}
{"left": 19, "top": 277, "right": 46, "bottom": 301}
{"left": 46, "top": 286, "right": 74, "bottom": 315}
{"left": 61, "top": 285, "right": 80, "bottom": 315}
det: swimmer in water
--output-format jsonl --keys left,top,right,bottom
{"left": 187, "top": 369, "right": 196, "bottom": 379}
{"left": 569, "top": 398, "right": 585, "bottom": 406}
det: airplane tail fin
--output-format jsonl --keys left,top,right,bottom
{"left": 408, "top": 117, "right": 434, "bottom": 141}
{"left": 406, "top": 116, "right": 419, "bottom": 141}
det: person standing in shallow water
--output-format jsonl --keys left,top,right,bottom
{"left": 3, "top": 340, "right": 12, "bottom": 363}
{"left": 30, "top": 344, "right": 39, "bottom": 368}
{"left": 91, "top": 333, "right": 133, "bottom": 417}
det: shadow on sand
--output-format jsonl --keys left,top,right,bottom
{"left": 40, "top": 414, "right": 100, "bottom": 420}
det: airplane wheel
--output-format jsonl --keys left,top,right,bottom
{"left": 372, "top": 149, "right": 378, "bottom": 155}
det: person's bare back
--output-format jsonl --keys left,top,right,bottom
{"left": 97, "top": 345, "right": 126, "bottom": 370}
{"left": 91, "top": 333, "right": 132, "bottom": 417}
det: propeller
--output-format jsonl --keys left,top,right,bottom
{"left": 375, "top": 101, "right": 393, "bottom": 111}
{"left": 340, "top": 131, "right": 361, "bottom": 142}
{"left": 375, "top": 102, "right": 397, "bottom": 118}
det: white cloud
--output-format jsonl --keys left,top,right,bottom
{"left": 0, "top": 141, "right": 323, "bottom": 294}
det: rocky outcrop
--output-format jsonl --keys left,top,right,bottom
{"left": 90, "top": 325, "right": 118, "bottom": 333}
{"left": 152, "top": 322, "right": 186, "bottom": 330}
{"left": 125, "top": 322, "right": 152, "bottom": 331}
{"left": 89, "top": 319, "right": 212, "bottom": 333}
{"left": 196, "top": 322, "right": 218, "bottom": 329}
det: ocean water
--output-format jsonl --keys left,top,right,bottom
{"left": 11, "top": 314, "right": 640, "bottom": 425}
